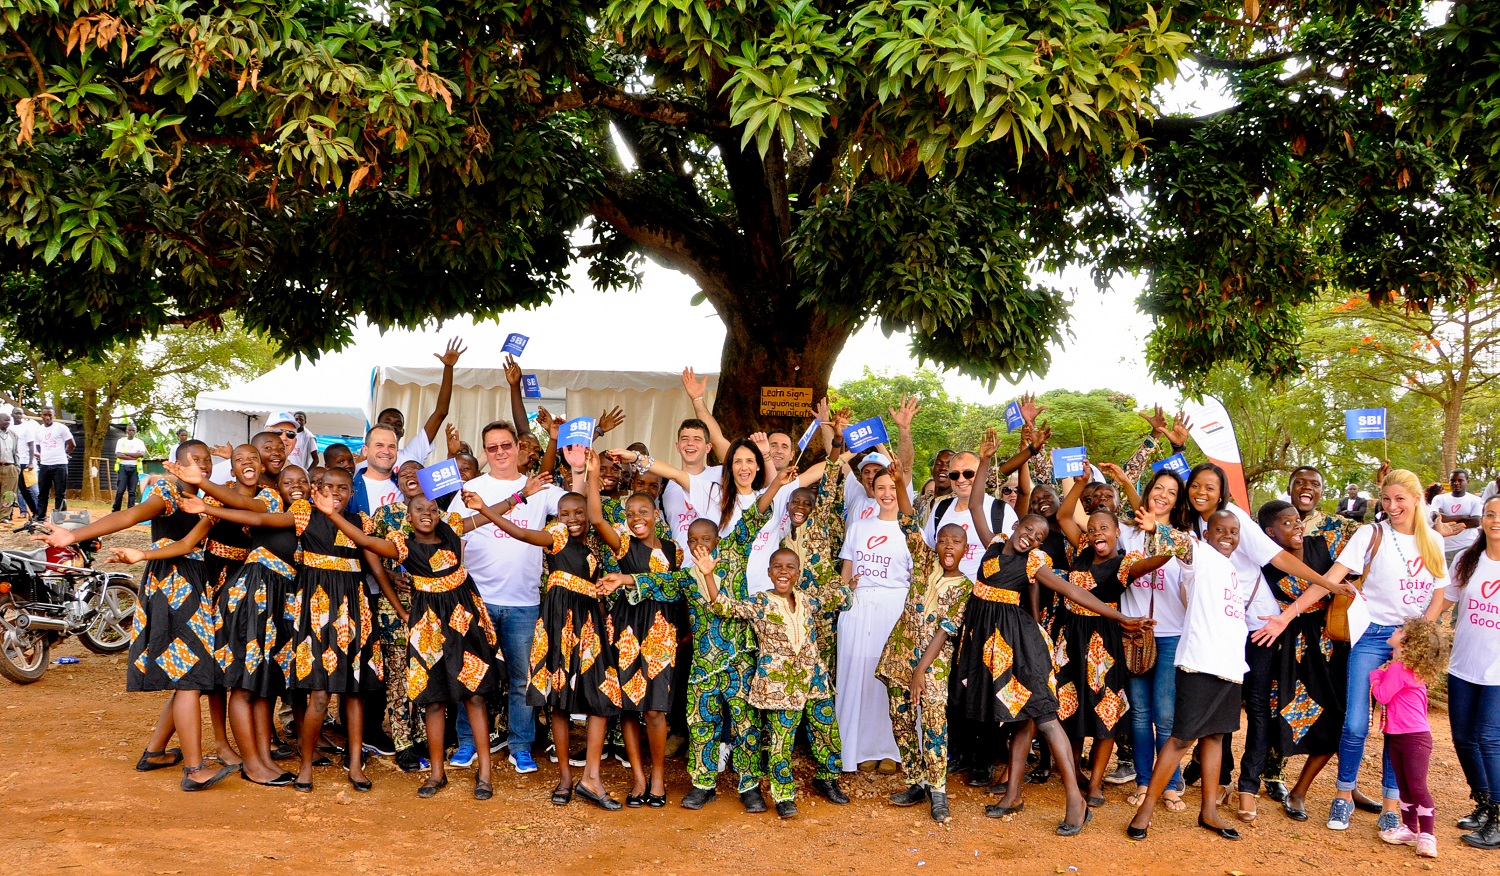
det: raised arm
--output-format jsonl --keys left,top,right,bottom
{"left": 535, "top": 407, "right": 560, "bottom": 477}
{"left": 607, "top": 448, "right": 691, "bottom": 492}
{"left": 970, "top": 429, "right": 1000, "bottom": 546}
{"left": 178, "top": 494, "right": 294, "bottom": 529}
{"left": 758, "top": 465, "right": 799, "bottom": 514}
{"left": 1056, "top": 464, "right": 1089, "bottom": 546}
{"left": 890, "top": 395, "right": 919, "bottom": 476}
{"left": 461, "top": 489, "right": 554, "bottom": 547}
{"left": 683, "top": 367, "right": 731, "bottom": 460}
{"left": 105, "top": 515, "right": 213, "bottom": 564}
{"left": 890, "top": 458, "right": 915, "bottom": 516}
{"left": 419, "top": 337, "right": 466, "bottom": 445}
{"left": 314, "top": 494, "right": 401, "bottom": 560}
{"left": 584, "top": 450, "right": 623, "bottom": 554}
{"left": 503, "top": 354, "right": 533, "bottom": 440}
{"left": 1098, "top": 461, "right": 1143, "bottom": 515}
{"left": 37, "top": 492, "right": 168, "bottom": 547}
{"left": 164, "top": 461, "right": 267, "bottom": 513}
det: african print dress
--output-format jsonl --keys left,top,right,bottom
{"left": 218, "top": 504, "right": 301, "bottom": 697}
{"left": 951, "top": 547, "right": 1061, "bottom": 724}
{"left": 526, "top": 525, "right": 620, "bottom": 717}
{"left": 609, "top": 532, "right": 682, "bottom": 713}
{"left": 1265, "top": 519, "right": 1355, "bottom": 756}
{"left": 391, "top": 515, "right": 500, "bottom": 705}
{"left": 288, "top": 501, "right": 382, "bottom": 694}
{"left": 1053, "top": 548, "right": 1143, "bottom": 739}
{"left": 127, "top": 479, "right": 217, "bottom": 692}
{"left": 204, "top": 488, "right": 276, "bottom": 599}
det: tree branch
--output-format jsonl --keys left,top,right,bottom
{"left": 589, "top": 171, "right": 737, "bottom": 306}
{"left": 1191, "top": 50, "right": 1300, "bottom": 71}
{"left": 535, "top": 81, "right": 726, "bottom": 136}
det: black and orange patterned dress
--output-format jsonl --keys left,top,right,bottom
{"left": 608, "top": 529, "right": 682, "bottom": 713}
{"left": 1052, "top": 548, "right": 1144, "bottom": 740}
{"left": 127, "top": 479, "right": 217, "bottom": 692}
{"left": 391, "top": 513, "right": 500, "bottom": 705}
{"left": 526, "top": 523, "right": 620, "bottom": 717}
{"left": 288, "top": 501, "right": 381, "bottom": 694}
{"left": 218, "top": 494, "right": 300, "bottom": 697}
{"left": 952, "top": 546, "right": 1061, "bottom": 725}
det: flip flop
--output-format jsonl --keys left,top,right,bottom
{"left": 1162, "top": 791, "right": 1187, "bottom": 812}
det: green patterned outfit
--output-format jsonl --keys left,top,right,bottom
{"left": 371, "top": 502, "right": 425, "bottom": 752}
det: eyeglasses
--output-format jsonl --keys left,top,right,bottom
{"left": 484, "top": 442, "right": 515, "bottom": 454}
{"left": 1002, "top": 486, "right": 1018, "bottom": 495}
{"left": 948, "top": 469, "right": 977, "bottom": 482}
{"left": 274, "top": 429, "right": 297, "bottom": 438}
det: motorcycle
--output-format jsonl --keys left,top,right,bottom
{"left": 0, "top": 519, "right": 138, "bottom": 684}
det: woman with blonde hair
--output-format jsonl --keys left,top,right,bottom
{"left": 1254, "top": 468, "right": 1447, "bottom": 833}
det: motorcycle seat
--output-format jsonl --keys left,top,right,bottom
{"left": 2, "top": 548, "right": 51, "bottom": 569}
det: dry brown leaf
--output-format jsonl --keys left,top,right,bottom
{"left": 347, "top": 164, "right": 370, "bottom": 195}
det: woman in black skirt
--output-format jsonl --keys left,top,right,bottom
{"left": 1129, "top": 509, "right": 1258, "bottom": 841}
{"left": 490, "top": 480, "right": 627, "bottom": 810}
{"left": 959, "top": 482, "right": 1153, "bottom": 835}
{"left": 588, "top": 457, "right": 682, "bottom": 807}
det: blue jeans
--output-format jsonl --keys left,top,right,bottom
{"left": 1336, "top": 622, "right": 1400, "bottom": 796}
{"left": 1447, "top": 674, "right": 1500, "bottom": 798}
{"left": 1128, "top": 635, "right": 1183, "bottom": 792}
{"left": 457, "top": 603, "right": 539, "bottom": 752}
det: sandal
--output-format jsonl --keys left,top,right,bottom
{"left": 551, "top": 785, "right": 573, "bottom": 806}
{"left": 417, "top": 776, "right": 448, "bottom": 799}
{"left": 135, "top": 747, "right": 183, "bottom": 772}
{"left": 474, "top": 779, "right": 493, "bottom": 801}
{"left": 1215, "top": 787, "right": 1233, "bottom": 808}
{"left": 1126, "top": 788, "right": 1147, "bottom": 808}
{"left": 1238, "top": 792, "right": 1259, "bottom": 823}
{"left": 1162, "top": 790, "right": 1187, "bottom": 812}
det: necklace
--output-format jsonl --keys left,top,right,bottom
{"left": 1382, "top": 521, "right": 1412, "bottom": 574}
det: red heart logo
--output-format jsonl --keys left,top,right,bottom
{"left": 1482, "top": 579, "right": 1500, "bottom": 600}
{"left": 1408, "top": 556, "right": 1426, "bottom": 577}
{"left": 860, "top": 506, "right": 874, "bottom": 520}
{"left": 867, "top": 535, "right": 888, "bottom": 549}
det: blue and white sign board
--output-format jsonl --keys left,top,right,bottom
{"left": 502, "top": 333, "right": 529, "bottom": 356}
{"left": 1344, "top": 408, "right": 1387, "bottom": 440}
{"left": 1004, "top": 401, "right": 1024, "bottom": 433}
{"left": 557, "top": 416, "right": 597, "bottom": 449}
{"left": 1052, "top": 446, "right": 1087, "bottom": 479}
{"left": 417, "top": 458, "right": 464, "bottom": 501}
{"left": 797, "top": 419, "right": 820, "bottom": 452}
{"left": 1151, "top": 453, "right": 1192, "bottom": 479}
{"left": 842, "top": 417, "right": 889, "bottom": 454}
{"left": 521, "top": 375, "right": 541, "bottom": 398}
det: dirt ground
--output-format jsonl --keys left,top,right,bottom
{"left": 0, "top": 516, "right": 1480, "bottom": 875}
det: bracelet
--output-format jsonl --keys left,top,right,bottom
{"left": 636, "top": 455, "right": 654, "bottom": 472}
{"left": 692, "top": 396, "right": 704, "bottom": 403}
{"left": 1170, "top": 443, "right": 1186, "bottom": 454}
{"left": 1144, "top": 436, "right": 1159, "bottom": 449}
{"left": 510, "top": 491, "right": 527, "bottom": 506}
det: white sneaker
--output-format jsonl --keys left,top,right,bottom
{"left": 1379, "top": 824, "right": 1418, "bottom": 846}
{"left": 1416, "top": 833, "right": 1437, "bottom": 858}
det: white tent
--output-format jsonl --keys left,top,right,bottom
{"left": 194, "top": 357, "right": 373, "bottom": 447}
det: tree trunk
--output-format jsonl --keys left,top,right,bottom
{"left": 1440, "top": 392, "right": 1463, "bottom": 476}
{"left": 79, "top": 388, "right": 110, "bottom": 503}
{"left": 709, "top": 298, "right": 852, "bottom": 442}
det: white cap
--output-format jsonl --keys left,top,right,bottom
{"left": 265, "top": 411, "right": 297, "bottom": 428}
{"left": 860, "top": 452, "right": 892, "bottom": 469}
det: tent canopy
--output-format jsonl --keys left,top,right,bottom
{"left": 193, "top": 357, "right": 372, "bottom": 447}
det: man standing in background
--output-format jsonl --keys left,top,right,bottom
{"left": 112, "top": 422, "right": 146, "bottom": 511}
{"left": 290, "top": 411, "right": 318, "bottom": 469}
{"left": 11, "top": 407, "right": 39, "bottom": 519}
{"left": 0, "top": 412, "right": 18, "bottom": 519}
{"left": 33, "top": 406, "right": 74, "bottom": 518}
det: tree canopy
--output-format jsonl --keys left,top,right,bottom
{"left": 1, "top": 1, "right": 1497, "bottom": 432}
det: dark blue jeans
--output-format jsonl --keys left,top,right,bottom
{"left": 1128, "top": 635, "right": 1183, "bottom": 791}
{"left": 1337, "top": 622, "right": 1400, "bottom": 796}
{"left": 1448, "top": 674, "right": 1500, "bottom": 798}
{"left": 457, "top": 603, "right": 539, "bottom": 752}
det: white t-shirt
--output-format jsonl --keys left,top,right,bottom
{"left": 842, "top": 472, "right": 916, "bottom": 526}
{"left": 1336, "top": 522, "right": 1439, "bottom": 626}
{"left": 1119, "top": 524, "right": 1187, "bottom": 637}
{"left": 291, "top": 429, "right": 318, "bottom": 469}
{"left": 1447, "top": 553, "right": 1500, "bottom": 685}
{"left": 361, "top": 473, "right": 402, "bottom": 514}
{"left": 1433, "top": 491, "right": 1484, "bottom": 552}
{"left": 452, "top": 474, "right": 565, "bottom": 606}
{"left": 210, "top": 458, "right": 234, "bottom": 485}
{"left": 661, "top": 465, "right": 723, "bottom": 548}
{"left": 397, "top": 428, "right": 434, "bottom": 466}
{"left": 13, "top": 420, "right": 37, "bottom": 465}
{"left": 921, "top": 493, "right": 1016, "bottom": 581}
{"left": 1194, "top": 502, "right": 1280, "bottom": 632}
{"left": 746, "top": 488, "right": 794, "bottom": 594}
{"left": 36, "top": 422, "right": 73, "bottom": 465}
{"left": 838, "top": 516, "right": 913, "bottom": 591}
{"left": 114, "top": 436, "right": 147, "bottom": 468}
{"left": 1174, "top": 539, "right": 1252, "bottom": 681}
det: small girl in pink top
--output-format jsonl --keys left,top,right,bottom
{"left": 1372, "top": 616, "right": 1450, "bottom": 858}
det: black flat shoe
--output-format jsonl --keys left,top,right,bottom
{"left": 181, "top": 762, "right": 237, "bottom": 792}
{"left": 929, "top": 791, "right": 950, "bottom": 822}
{"left": 965, "top": 765, "right": 994, "bottom": 787}
{"left": 776, "top": 800, "right": 797, "bottom": 819}
{"left": 551, "top": 785, "right": 573, "bottom": 806}
{"left": 987, "top": 780, "right": 1008, "bottom": 795}
{"left": 986, "top": 801, "right": 1024, "bottom": 818}
{"left": 890, "top": 784, "right": 928, "bottom": 807}
{"left": 474, "top": 780, "right": 493, "bottom": 801}
{"left": 1198, "top": 817, "right": 1241, "bottom": 840}
{"left": 626, "top": 792, "right": 648, "bottom": 808}
{"left": 293, "top": 780, "right": 313, "bottom": 793}
{"left": 812, "top": 778, "right": 848, "bottom": 804}
{"left": 348, "top": 774, "right": 372, "bottom": 793}
{"left": 1085, "top": 795, "right": 1106, "bottom": 808}
{"left": 1351, "top": 790, "right": 1383, "bottom": 813}
{"left": 576, "top": 782, "right": 622, "bottom": 811}
{"left": 739, "top": 788, "right": 767, "bottom": 814}
{"left": 135, "top": 747, "right": 182, "bottom": 772}
{"left": 1282, "top": 799, "right": 1309, "bottom": 821}
{"left": 681, "top": 787, "right": 716, "bottom": 809}
{"left": 417, "top": 776, "right": 448, "bottom": 798}
{"left": 645, "top": 793, "right": 667, "bottom": 808}
{"left": 312, "top": 756, "right": 333, "bottom": 767}
{"left": 1057, "top": 808, "right": 1093, "bottom": 836}
{"left": 1126, "top": 823, "right": 1149, "bottom": 840}
{"left": 270, "top": 742, "right": 296, "bottom": 761}
{"left": 242, "top": 770, "right": 297, "bottom": 787}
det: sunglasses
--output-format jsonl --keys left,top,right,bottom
{"left": 274, "top": 429, "right": 297, "bottom": 438}
{"left": 484, "top": 442, "right": 516, "bottom": 454}
{"left": 1002, "top": 486, "right": 1017, "bottom": 495}
{"left": 948, "top": 469, "right": 977, "bottom": 482}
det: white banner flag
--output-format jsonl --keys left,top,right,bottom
{"left": 1180, "top": 395, "right": 1250, "bottom": 510}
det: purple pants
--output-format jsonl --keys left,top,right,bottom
{"left": 1387, "top": 730, "right": 1434, "bottom": 834}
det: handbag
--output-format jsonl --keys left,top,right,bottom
{"left": 1122, "top": 581, "right": 1157, "bottom": 675}
{"left": 1327, "top": 523, "right": 1381, "bottom": 642}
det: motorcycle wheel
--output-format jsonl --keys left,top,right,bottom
{"left": 0, "top": 593, "right": 50, "bottom": 684}
{"left": 82, "top": 580, "right": 137, "bottom": 654}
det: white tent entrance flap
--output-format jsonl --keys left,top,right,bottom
{"left": 375, "top": 367, "right": 719, "bottom": 462}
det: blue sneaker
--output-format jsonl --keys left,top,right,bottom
{"left": 509, "top": 750, "right": 538, "bottom": 774}
{"left": 1376, "top": 810, "right": 1400, "bottom": 832}
{"left": 449, "top": 743, "right": 477, "bottom": 769}
{"left": 1327, "top": 798, "right": 1353, "bottom": 830}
